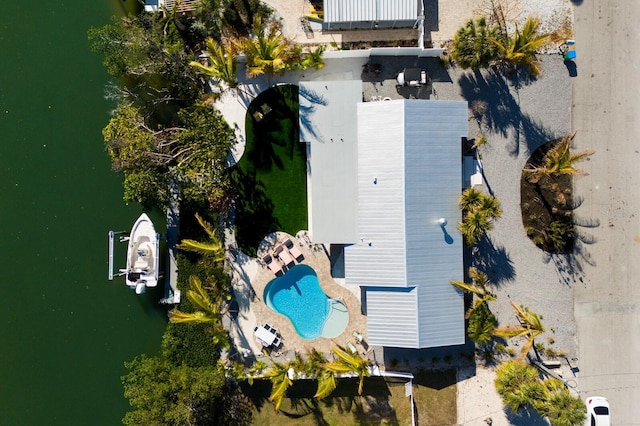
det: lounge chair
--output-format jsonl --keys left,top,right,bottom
{"left": 283, "top": 238, "right": 304, "bottom": 262}
{"left": 275, "top": 245, "right": 295, "bottom": 268}
{"left": 262, "top": 254, "right": 283, "bottom": 276}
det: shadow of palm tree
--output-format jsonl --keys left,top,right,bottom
{"left": 298, "top": 84, "right": 328, "bottom": 143}
{"left": 458, "top": 69, "right": 554, "bottom": 157}
{"left": 472, "top": 236, "right": 516, "bottom": 286}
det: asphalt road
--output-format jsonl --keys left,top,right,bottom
{"left": 572, "top": 1, "right": 640, "bottom": 424}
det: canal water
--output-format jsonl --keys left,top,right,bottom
{"left": 0, "top": 1, "right": 169, "bottom": 424}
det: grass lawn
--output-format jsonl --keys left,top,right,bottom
{"left": 232, "top": 84, "right": 308, "bottom": 255}
{"left": 243, "top": 370, "right": 457, "bottom": 425}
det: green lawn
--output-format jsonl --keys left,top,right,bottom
{"left": 232, "top": 84, "right": 308, "bottom": 255}
{"left": 243, "top": 370, "right": 457, "bottom": 425}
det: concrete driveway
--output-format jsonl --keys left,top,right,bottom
{"left": 572, "top": 1, "right": 640, "bottom": 424}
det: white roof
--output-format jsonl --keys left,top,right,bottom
{"left": 299, "top": 80, "right": 361, "bottom": 244}
{"left": 345, "top": 99, "right": 467, "bottom": 348}
{"left": 324, "top": 0, "right": 419, "bottom": 23}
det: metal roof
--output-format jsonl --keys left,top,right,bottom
{"left": 323, "top": 0, "right": 419, "bottom": 23}
{"left": 345, "top": 99, "right": 467, "bottom": 348}
{"left": 299, "top": 80, "right": 361, "bottom": 244}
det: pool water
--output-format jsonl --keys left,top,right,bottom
{"left": 264, "top": 264, "right": 348, "bottom": 339}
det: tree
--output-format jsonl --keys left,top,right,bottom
{"left": 494, "top": 360, "right": 544, "bottom": 414}
{"left": 102, "top": 103, "right": 235, "bottom": 209}
{"left": 299, "top": 45, "right": 326, "bottom": 70}
{"left": 264, "top": 361, "right": 293, "bottom": 411}
{"left": 458, "top": 188, "right": 502, "bottom": 246}
{"left": 88, "top": 14, "right": 200, "bottom": 111}
{"left": 238, "top": 17, "right": 292, "bottom": 81}
{"left": 177, "top": 213, "right": 225, "bottom": 261}
{"left": 451, "top": 268, "right": 497, "bottom": 344}
{"left": 468, "top": 301, "right": 498, "bottom": 344}
{"left": 494, "top": 301, "right": 545, "bottom": 359}
{"left": 489, "top": 16, "right": 550, "bottom": 77}
{"left": 451, "top": 17, "right": 499, "bottom": 70}
{"left": 324, "top": 344, "right": 370, "bottom": 395}
{"left": 122, "top": 354, "right": 226, "bottom": 425}
{"left": 540, "top": 378, "right": 586, "bottom": 426}
{"left": 168, "top": 275, "right": 230, "bottom": 348}
{"left": 189, "top": 37, "right": 239, "bottom": 91}
{"left": 459, "top": 210, "right": 491, "bottom": 246}
{"left": 524, "top": 132, "right": 594, "bottom": 184}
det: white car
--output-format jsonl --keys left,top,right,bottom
{"left": 586, "top": 396, "right": 610, "bottom": 426}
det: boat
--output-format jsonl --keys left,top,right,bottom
{"left": 123, "top": 213, "right": 160, "bottom": 294}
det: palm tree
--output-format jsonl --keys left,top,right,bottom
{"left": 300, "top": 45, "right": 325, "bottom": 70}
{"left": 458, "top": 210, "right": 492, "bottom": 246}
{"left": 494, "top": 360, "right": 544, "bottom": 413}
{"left": 176, "top": 213, "right": 225, "bottom": 262}
{"left": 467, "top": 301, "right": 498, "bottom": 344}
{"left": 168, "top": 275, "right": 230, "bottom": 347}
{"left": 189, "top": 38, "right": 239, "bottom": 91}
{"left": 323, "top": 344, "right": 370, "bottom": 395}
{"left": 264, "top": 361, "right": 292, "bottom": 411}
{"left": 458, "top": 188, "right": 502, "bottom": 246}
{"left": 239, "top": 17, "right": 291, "bottom": 82}
{"left": 451, "top": 268, "right": 497, "bottom": 344}
{"left": 540, "top": 378, "right": 586, "bottom": 426}
{"left": 315, "top": 369, "right": 338, "bottom": 399}
{"left": 458, "top": 187, "right": 485, "bottom": 212}
{"left": 451, "top": 17, "right": 499, "bottom": 70}
{"left": 489, "top": 17, "right": 550, "bottom": 77}
{"left": 524, "top": 132, "right": 594, "bottom": 184}
{"left": 494, "top": 302, "right": 545, "bottom": 359}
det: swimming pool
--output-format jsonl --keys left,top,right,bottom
{"left": 263, "top": 264, "right": 348, "bottom": 340}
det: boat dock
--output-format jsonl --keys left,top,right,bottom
{"left": 161, "top": 179, "right": 181, "bottom": 304}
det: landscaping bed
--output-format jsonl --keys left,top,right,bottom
{"left": 521, "top": 139, "right": 575, "bottom": 254}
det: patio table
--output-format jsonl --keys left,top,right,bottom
{"left": 254, "top": 325, "right": 277, "bottom": 346}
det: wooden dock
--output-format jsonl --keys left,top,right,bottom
{"left": 161, "top": 179, "right": 181, "bottom": 304}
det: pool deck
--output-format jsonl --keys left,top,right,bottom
{"left": 225, "top": 231, "right": 369, "bottom": 363}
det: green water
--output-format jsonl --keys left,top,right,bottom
{"left": 0, "top": 1, "right": 169, "bottom": 424}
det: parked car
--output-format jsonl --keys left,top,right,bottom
{"left": 585, "top": 396, "right": 610, "bottom": 426}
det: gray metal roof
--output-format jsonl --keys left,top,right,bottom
{"left": 345, "top": 99, "right": 467, "bottom": 348}
{"left": 324, "top": 0, "right": 419, "bottom": 23}
{"left": 299, "top": 80, "right": 361, "bottom": 244}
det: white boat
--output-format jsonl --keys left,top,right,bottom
{"left": 123, "top": 213, "right": 160, "bottom": 294}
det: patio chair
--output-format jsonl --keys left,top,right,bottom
{"left": 275, "top": 245, "right": 295, "bottom": 268}
{"left": 272, "top": 337, "right": 282, "bottom": 347}
{"left": 262, "top": 254, "right": 283, "bottom": 276}
{"left": 283, "top": 238, "right": 304, "bottom": 262}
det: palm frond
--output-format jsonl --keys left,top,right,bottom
{"left": 314, "top": 369, "right": 337, "bottom": 399}
{"left": 493, "top": 324, "right": 530, "bottom": 338}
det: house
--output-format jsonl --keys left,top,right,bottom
{"left": 318, "top": 0, "right": 421, "bottom": 30}
{"left": 299, "top": 80, "right": 467, "bottom": 349}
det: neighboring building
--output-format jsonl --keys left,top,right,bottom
{"left": 320, "top": 0, "right": 421, "bottom": 30}
{"left": 300, "top": 80, "right": 468, "bottom": 349}
{"left": 144, "top": 0, "right": 199, "bottom": 12}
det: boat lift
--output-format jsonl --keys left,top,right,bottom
{"left": 107, "top": 229, "right": 161, "bottom": 291}
{"left": 107, "top": 230, "right": 128, "bottom": 281}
